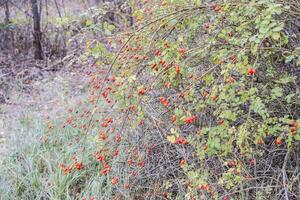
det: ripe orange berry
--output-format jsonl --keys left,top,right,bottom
{"left": 288, "top": 120, "right": 297, "bottom": 127}
{"left": 115, "top": 134, "right": 121, "bottom": 143}
{"left": 138, "top": 88, "right": 145, "bottom": 95}
{"left": 151, "top": 63, "right": 158, "bottom": 70}
{"left": 227, "top": 31, "right": 233, "bottom": 37}
{"left": 99, "top": 132, "right": 108, "bottom": 141}
{"left": 74, "top": 161, "right": 84, "bottom": 170}
{"left": 111, "top": 177, "right": 118, "bottom": 185}
{"left": 47, "top": 122, "right": 53, "bottom": 129}
{"left": 203, "top": 91, "right": 209, "bottom": 98}
{"left": 132, "top": 170, "right": 137, "bottom": 176}
{"left": 154, "top": 50, "right": 162, "bottom": 56}
{"left": 213, "top": 5, "right": 222, "bottom": 12}
{"left": 174, "top": 65, "right": 180, "bottom": 74}
{"left": 197, "top": 184, "right": 209, "bottom": 191}
{"left": 256, "top": 139, "right": 264, "bottom": 145}
{"left": 127, "top": 159, "right": 133, "bottom": 166}
{"left": 179, "top": 159, "right": 186, "bottom": 167}
{"left": 172, "top": 115, "right": 177, "bottom": 123}
{"left": 230, "top": 160, "right": 237, "bottom": 167}
{"left": 291, "top": 126, "right": 297, "bottom": 132}
{"left": 211, "top": 95, "right": 218, "bottom": 101}
{"left": 165, "top": 82, "right": 171, "bottom": 88}
{"left": 176, "top": 136, "right": 188, "bottom": 145}
{"left": 179, "top": 92, "right": 184, "bottom": 98}
{"left": 226, "top": 76, "right": 235, "bottom": 83}
{"left": 178, "top": 48, "right": 186, "bottom": 54}
{"left": 275, "top": 137, "right": 283, "bottom": 146}
{"left": 203, "top": 23, "right": 210, "bottom": 29}
{"left": 159, "top": 97, "right": 169, "bottom": 107}
{"left": 217, "top": 119, "right": 224, "bottom": 125}
{"left": 101, "top": 122, "right": 108, "bottom": 127}
{"left": 247, "top": 68, "right": 256, "bottom": 75}
{"left": 229, "top": 55, "right": 237, "bottom": 64}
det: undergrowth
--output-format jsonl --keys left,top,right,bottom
{"left": 1, "top": 0, "right": 300, "bottom": 200}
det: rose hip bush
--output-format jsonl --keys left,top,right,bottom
{"left": 62, "top": 0, "right": 300, "bottom": 199}
{"left": 1, "top": 0, "right": 300, "bottom": 200}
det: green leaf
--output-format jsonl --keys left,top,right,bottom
{"left": 271, "top": 87, "right": 283, "bottom": 100}
{"left": 85, "top": 19, "right": 93, "bottom": 27}
{"left": 107, "top": 24, "right": 115, "bottom": 31}
{"left": 275, "top": 76, "right": 296, "bottom": 84}
{"left": 294, "top": 134, "right": 300, "bottom": 141}
{"left": 285, "top": 55, "right": 295, "bottom": 63}
{"left": 220, "top": 110, "right": 237, "bottom": 121}
{"left": 285, "top": 94, "right": 295, "bottom": 103}
{"left": 250, "top": 97, "right": 269, "bottom": 119}
{"left": 271, "top": 32, "right": 280, "bottom": 40}
{"left": 92, "top": 43, "right": 106, "bottom": 58}
{"left": 272, "top": 25, "right": 283, "bottom": 32}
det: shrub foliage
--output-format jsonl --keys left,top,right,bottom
{"left": 2, "top": 0, "right": 300, "bottom": 200}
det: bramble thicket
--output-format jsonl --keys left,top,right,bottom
{"left": 0, "top": 0, "right": 300, "bottom": 200}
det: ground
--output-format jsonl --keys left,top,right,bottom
{"left": 0, "top": 54, "right": 89, "bottom": 158}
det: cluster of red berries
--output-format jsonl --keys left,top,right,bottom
{"left": 211, "top": 4, "right": 222, "bottom": 12}
{"left": 247, "top": 68, "right": 256, "bottom": 75}
{"left": 226, "top": 76, "right": 235, "bottom": 84}
{"left": 99, "top": 75, "right": 119, "bottom": 104}
{"left": 176, "top": 136, "right": 188, "bottom": 145}
{"left": 229, "top": 55, "right": 237, "bottom": 64}
{"left": 184, "top": 115, "right": 197, "bottom": 124}
{"left": 95, "top": 151, "right": 106, "bottom": 163}
{"left": 74, "top": 159, "right": 84, "bottom": 170}
{"left": 60, "top": 157, "right": 84, "bottom": 175}
{"left": 100, "top": 162, "right": 111, "bottom": 175}
{"left": 159, "top": 97, "right": 169, "bottom": 107}
{"left": 152, "top": 46, "right": 186, "bottom": 72}
{"left": 101, "top": 117, "right": 113, "bottom": 127}
{"left": 138, "top": 88, "right": 146, "bottom": 95}
{"left": 115, "top": 133, "right": 121, "bottom": 143}
{"left": 226, "top": 160, "right": 237, "bottom": 167}
{"left": 60, "top": 164, "right": 72, "bottom": 175}
{"left": 288, "top": 120, "right": 298, "bottom": 136}
{"left": 154, "top": 49, "right": 162, "bottom": 56}
{"left": 99, "top": 131, "right": 108, "bottom": 141}
{"left": 197, "top": 184, "right": 210, "bottom": 191}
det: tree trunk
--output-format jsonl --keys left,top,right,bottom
{"left": 2, "top": 0, "right": 11, "bottom": 50}
{"left": 4, "top": 0, "right": 10, "bottom": 24}
{"left": 54, "top": 0, "right": 62, "bottom": 18}
{"left": 31, "top": 0, "right": 43, "bottom": 60}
